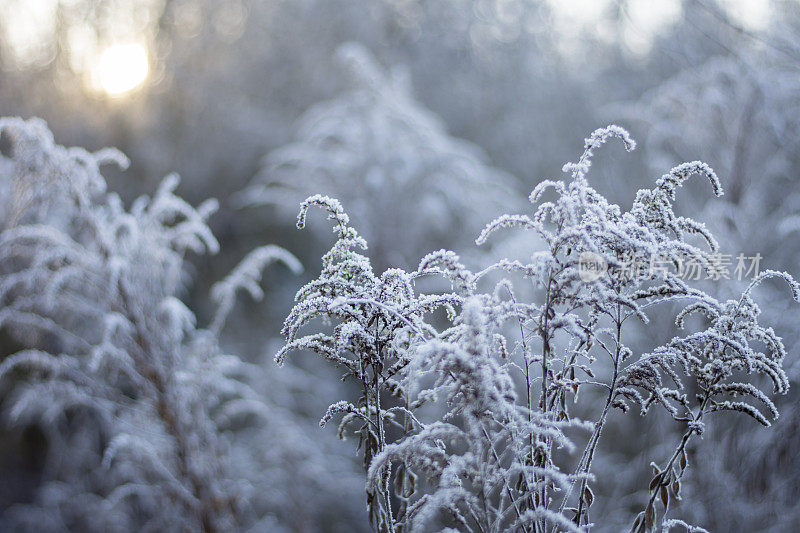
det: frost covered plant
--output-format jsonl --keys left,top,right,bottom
{"left": 0, "top": 118, "right": 301, "bottom": 532}
{"left": 239, "top": 43, "right": 519, "bottom": 270}
{"left": 628, "top": 50, "right": 800, "bottom": 531}
{"left": 277, "top": 194, "right": 454, "bottom": 531}
{"left": 474, "top": 125, "right": 798, "bottom": 531}
{"left": 369, "top": 293, "right": 587, "bottom": 533}
{"left": 280, "top": 126, "right": 798, "bottom": 532}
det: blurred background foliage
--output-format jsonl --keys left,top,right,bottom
{"left": 1, "top": 0, "right": 799, "bottom": 531}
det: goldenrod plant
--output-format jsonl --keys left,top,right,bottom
{"left": 278, "top": 126, "right": 798, "bottom": 532}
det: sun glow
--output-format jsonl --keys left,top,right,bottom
{"left": 92, "top": 43, "right": 150, "bottom": 97}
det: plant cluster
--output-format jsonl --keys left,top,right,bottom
{"left": 278, "top": 125, "right": 798, "bottom": 532}
{"left": 0, "top": 116, "right": 795, "bottom": 532}
{"left": 0, "top": 117, "right": 363, "bottom": 532}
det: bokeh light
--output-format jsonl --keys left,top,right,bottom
{"left": 91, "top": 43, "right": 150, "bottom": 97}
